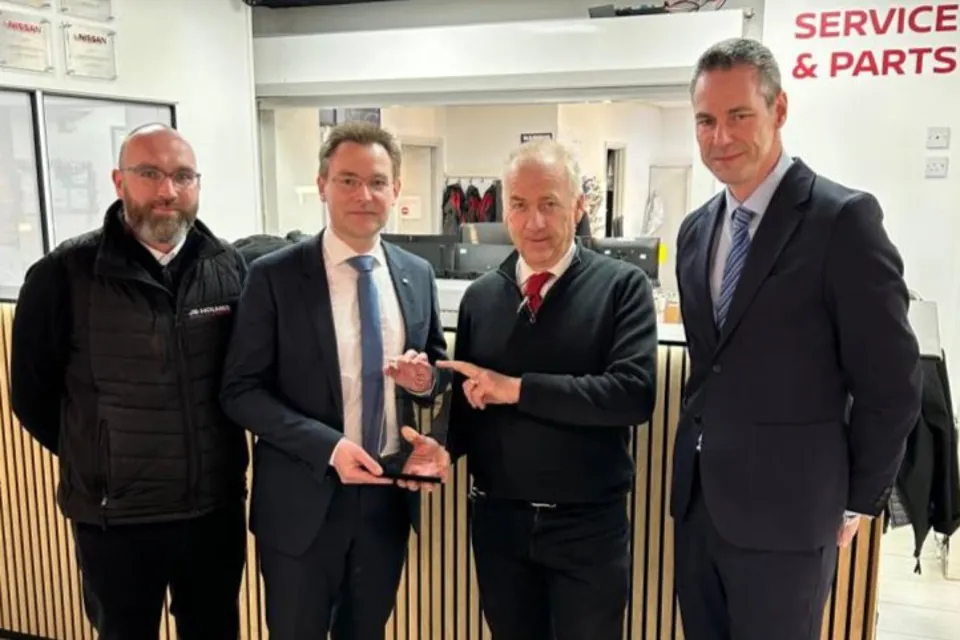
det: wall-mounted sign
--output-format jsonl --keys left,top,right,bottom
{"left": 791, "top": 3, "right": 958, "bottom": 79}
{"left": 6, "top": 0, "right": 52, "bottom": 8}
{"left": 520, "top": 132, "right": 553, "bottom": 143}
{"left": 398, "top": 196, "right": 422, "bottom": 220}
{"left": 59, "top": 0, "right": 113, "bottom": 22}
{"left": 62, "top": 23, "right": 116, "bottom": 80}
{"left": 0, "top": 11, "right": 53, "bottom": 74}
{"left": 341, "top": 108, "right": 381, "bottom": 125}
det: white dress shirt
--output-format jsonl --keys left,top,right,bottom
{"left": 140, "top": 232, "right": 187, "bottom": 266}
{"left": 709, "top": 151, "right": 794, "bottom": 302}
{"left": 516, "top": 240, "right": 577, "bottom": 295}
{"left": 323, "top": 228, "right": 406, "bottom": 460}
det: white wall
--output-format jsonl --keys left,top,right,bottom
{"left": 657, "top": 106, "right": 698, "bottom": 164}
{"left": 382, "top": 106, "right": 446, "bottom": 139}
{"left": 763, "top": 0, "right": 960, "bottom": 387}
{"left": 444, "top": 104, "right": 559, "bottom": 177}
{"left": 0, "top": 0, "right": 261, "bottom": 242}
{"left": 270, "top": 108, "right": 326, "bottom": 235}
{"left": 252, "top": 0, "right": 765, "bottom": 39}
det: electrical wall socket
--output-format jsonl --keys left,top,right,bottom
{"left": 925, "top": 157, "right": 949, "bottom": 179}
{"left": 926, "top": 126, "right": 951, "bottom": 150}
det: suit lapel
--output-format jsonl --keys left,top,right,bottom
{"left": 693, "top": 194, "right": 725, "bottom": 350}
{"left": 299, "top": 231, "right": 344, "bottom": 418}
{"left": 383, "top": 242, "right": 417, "bottom": 350}
{"left": 715, "top": 160, "right": 815, "bottom": 352}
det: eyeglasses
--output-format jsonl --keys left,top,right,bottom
{"left": 331, "top": 175, "right": 392, "bottom": 193}
{"left": 121, "top": 165, "right": 201, "bottom": 188}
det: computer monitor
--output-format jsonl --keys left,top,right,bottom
{"left": 451, "top": 243, "right": 515, "bottom": 278}
{"left": 382, "top": 233, "right": 457, "bottom": 246}
{"left": 459, "top": 222, "right": 511, "bottom": 245}
{"left": 586, "top": 237, "right": 661, "bottom": 284}
{"left": 382, "top": 234, "right": 457, "bottom": 277}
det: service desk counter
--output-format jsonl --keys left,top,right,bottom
{"left": 0, "top": 303, "right": 882, "bottom": 640}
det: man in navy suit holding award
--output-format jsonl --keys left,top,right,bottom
{"left": 672, "top": 38, "right": 922, "bottom": 640}
{"left": 220, "top": 121, "right": 451, "bottom": 640}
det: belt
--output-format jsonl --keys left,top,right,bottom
{"left": 470, "top": 486, "right": 558, "bottom": 510}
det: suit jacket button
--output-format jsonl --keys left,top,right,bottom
{"left": 712, "top": 364, "right": 722, "bottom": 373}
{"left": 694, "top": 415, "right": 702, "bottom": 424}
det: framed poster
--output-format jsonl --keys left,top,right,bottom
{"left": 0, "top": 11, "right": 53, "bottom": 74}
{"left": 59, "top": 0, "right": 114, "bottom": 22}
{"left": 62, "top": 23, "right": 116, "bottom": 80}
{"left": 340, "top": 108, "right": 381, "bottom": 126}
{"left": 520, "top": 132, "right": 553, "bottom": 143}
{"left": 6, "top": 0, "right": 52, "bottom": 8}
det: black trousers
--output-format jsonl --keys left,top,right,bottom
{"left": 73, "top": 503, "right": 246, "bottom": 640}
{"left": 258, "top": 483, "right": 410, "bottom": 640}
{"left": 470, "top": 492, "right": 631, "bottom": 640}
{"left": 674, "top": 462, "right": 838, "bottom": 640}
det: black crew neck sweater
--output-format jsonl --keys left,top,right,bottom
{"left": 444, "top": 244, "right": 658, "bottom": 504}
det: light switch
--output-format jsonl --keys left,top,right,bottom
{"left": 925, "top": 157, "right": 949, "bottom": 179}
{"left": 926, "top": 126, "right": 951, "bottom": 150}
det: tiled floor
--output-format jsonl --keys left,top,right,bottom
{"left": 875, "top": 525, "right": 960, "bottom": 640}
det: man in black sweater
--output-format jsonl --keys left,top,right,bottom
{"left": 439, "top": 140, "right": 658, "bottom": 640}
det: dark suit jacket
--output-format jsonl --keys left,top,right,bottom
{"left": 672, "top": 159, "right": 922, "bottom": 552}
{"left": 219, "top": 231, "right": 450, "bottom": 557}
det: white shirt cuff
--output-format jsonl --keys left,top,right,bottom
{"left": 329, "top": 437, "right": 345, "bottom": 465}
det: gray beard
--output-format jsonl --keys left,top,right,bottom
{"left": 124, "top": 210, "right": 193, "bottom": 248}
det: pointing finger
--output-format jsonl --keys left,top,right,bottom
{"left": 437, "top": 360, "right": 481, "bottom": 378}
{"left": 401, "top": 425, "right": 429, "bottom": 447}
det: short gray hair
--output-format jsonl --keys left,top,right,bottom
{"left": 501, "top": 139, "right": 583, "bottom": 197}
{"left": 690, "top": 38, "right": 782, "bottom": 106}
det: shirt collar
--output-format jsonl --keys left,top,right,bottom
{"left": 322, "top": 226, "right": 386, "bottom": 267}
{"left": 724, "top": 150, "right": 794, "bottom": 219}
{"left": 516, "top": 239, "right": 577, "bottom": 286}
{"left": 139, "top": 232, "right": 187, "bottom": 266}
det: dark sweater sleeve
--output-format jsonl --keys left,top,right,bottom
{"left": 11, "top": 253, "right": 71, "bottom": 454}
{"left": 517, "top": 267, "right": 658, "bottom": 427}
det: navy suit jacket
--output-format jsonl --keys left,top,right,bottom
{"left": 672, "top": 159, "right": 922, "bottom": 552}
{"left": 220, "top": 231, "right": 450, "bottom": 556}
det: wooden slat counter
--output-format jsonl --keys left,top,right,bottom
{"left": 0, "top": 302, "right": 883, "bottom": 639}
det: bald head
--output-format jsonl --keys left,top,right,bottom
{"left": 112, "top": 123, "right": 200, "bottom": 253}
{"left": 117, "top": 123, "right": 194, "bottom": 168}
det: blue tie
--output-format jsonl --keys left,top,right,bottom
{"left": 346, "top": 255, "right": 384, "bottom": 456}
{"left": 715, "top": 206, "right": 756, "bottom": 328}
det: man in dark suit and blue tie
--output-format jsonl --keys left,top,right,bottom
{"left": 672, "top": 38, "right": 922, "bottom": 640}
{"left": 220, "top": 121, "right": 451, "bottom": 640}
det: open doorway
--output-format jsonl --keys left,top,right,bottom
{"left": 604, "top": 144, "right": 625, "bottom": 237}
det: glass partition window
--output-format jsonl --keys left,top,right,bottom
{"left": 0, "top": 91, "right": 44, "bottom": 300}
{"left": 43, "top": 96, "right": 173, "bottom": 245}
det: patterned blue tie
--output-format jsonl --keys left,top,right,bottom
{"left": 346, "top": 255, "right": 384, "bottom": 456}
{"left": 715, "top": 206, "right": 756, "bottom": 328}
